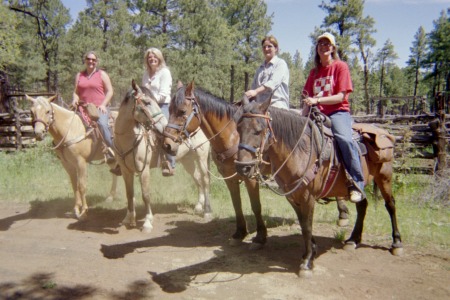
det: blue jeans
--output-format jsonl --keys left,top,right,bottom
{"left": 329, "top": 111, "right": 365, "bottom": 193}
{"left": 97, "top": 107, "right": 113, "bottom": 148}
{"left": 160, "top": 103, "right": 176, "bottom": 168}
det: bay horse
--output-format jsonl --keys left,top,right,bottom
{"left": 163, "top": 81, "right": 349, "bottom": 249}
{"left": 114, "top": 81, "right": 211, "bottom": 233}
{"left": 27, "top": 94, "right": 119, "bottom": 220}
{"left": 235, "top": 96, "right": 403, "bottom": 277}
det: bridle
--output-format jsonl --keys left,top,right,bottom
{"left": 133, "top": 91, "right": 165, "bottom": 131}
{"left": 235, "top": 111, "right": 274, "bottom": 172}
{"left": 32, "top": 98, "right": 55, "bottom": 135}
{"left": 164, "top": 94, "right": 201, "bottom": 144}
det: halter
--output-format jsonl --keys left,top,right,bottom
{"left": 164, "top": 95, "right": 201, "bottom": 144}
{"left": 133, "top": 91, "right": 165, "bottom": 131}
{"left": 236, "top": 111, "right": 275, "bottom": 170}
{"left": 32, "top": 98, "right": 55, "bottom": 135}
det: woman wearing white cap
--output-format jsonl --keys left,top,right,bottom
{"left": 302, "top": 32, "right": 365, "bottom": 203}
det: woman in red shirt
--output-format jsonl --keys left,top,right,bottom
{"left": 302, "top": 33, "right": 365, "bottom": 203}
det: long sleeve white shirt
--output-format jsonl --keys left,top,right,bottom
{"left": 142, "top": 67, "right": 173, "bottom": 104}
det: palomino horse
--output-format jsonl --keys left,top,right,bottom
{"left": 114, "top": 81, "right": 211, "bottom": 233}
{"left": 27, "top": 94, "right": 118, "bottom": 220}
{"left": 235, "top": 96, "right": 403, "bottom": 277}
{"left": 163, "top": 81, "right": 349, "bottom": 249}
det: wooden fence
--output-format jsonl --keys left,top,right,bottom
{"left": 1, "top": 93, "right": 449, "bottom": 174}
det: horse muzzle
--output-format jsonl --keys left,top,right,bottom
{"left": 163, "top": 137, "right": 179, "bottom": 156}
{"left": 234, "top": 159, "right": 257, "bottom": 178}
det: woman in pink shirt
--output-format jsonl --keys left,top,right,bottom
{"left": 72, "top": 51, "right": 115, "bottom": 164}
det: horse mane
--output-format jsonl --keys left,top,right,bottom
{"left": 172, "top": 86, "right": 239, "bottom": 119}
{"left": 264, "top": 106, "right": 313, "bottom": 153}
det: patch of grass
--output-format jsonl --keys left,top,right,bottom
{"left": 334, "top": 229, "right": 346, "bottom": 242}
{"left": 1, "top": 144, "right": 448, "bottom": 252}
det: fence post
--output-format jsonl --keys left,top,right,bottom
{"left": 430, "top": 92, "right": 447, "bottom": 175}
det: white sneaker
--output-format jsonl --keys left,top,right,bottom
{"left": 350, "top": 190, "right": 363, "bottom": 203}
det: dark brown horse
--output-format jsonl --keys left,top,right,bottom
{"left": 163, "top": 81, "right": 349, "bottom": 249}
{"left": 234, "top": 96, "right": 403, "bottom": 277}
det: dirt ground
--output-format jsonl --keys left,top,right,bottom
{"left": 0, "top": 200, "right": 449, "bottom": 300}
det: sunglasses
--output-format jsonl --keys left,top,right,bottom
{"left": 262, "top": 45, "right": 274, "bottom": 49}
{"left": 318, "top": 42, "right": 332, "bottom": 47}
{"left": 85, "top": 58, "right": 97, "bottom": 62}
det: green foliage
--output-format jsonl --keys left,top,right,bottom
{"left": 1, "top": 0, "right": 448, "bottom": 109}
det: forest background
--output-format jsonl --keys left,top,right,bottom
{"left": 1, "top": 0, "right": 449, "bottom": 114}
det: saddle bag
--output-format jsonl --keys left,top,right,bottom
{"left": 352, "top": 123, "right": 395, "bottom": 163}
{"left": 85, "top": 103, "right": 100, "bottom": 122}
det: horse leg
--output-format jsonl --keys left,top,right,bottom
{"left": 76, "top": 160, "right": 89, "bottom": 220}
{"left": 244, "top": 178, "right": 267, "bottom": 250}
{"left": 139, "top": 166, "right": 153, "bottom": 233}
{"left": 105, "top": 174, "right": 118, "bottom": 203}
{"left": 180, "top": 154, "right": 212, "bottom": 220}
{"left": 289, "top": 197, "right": 316, "bottom": 278}
{"left": 344, "top": 198, "right": 368, "bottom": 250}
{"left": 60, "top": 159, "right": 84, "bottom": 220}
{"left": 121, "top": 170, "right": 137, "bottom": 228}
{"left": 225, "top": 178, "right": 248, "bottom": 245}
{"left": 336, "top": 197, "right": 349, "bottom": 227}
{"left": 375, "top": 175, "right": 403, "bottom": 255}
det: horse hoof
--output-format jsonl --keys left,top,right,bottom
{"left": 141, "top": 226, "right": 153, "bottom": 234}
{"left": 203, "top": 213, "right": 213, "bottom": 221}
{"left": 298, "top": 269, "right": 313, "bottom": 279}
{"left": 229, "top": 238, "right": 243, "bottom": 247}
{"left": 391, "top": 247, "right": 404, "bottom": 256}
{"left": 105, "top": 196, "right": 114, "bottom": 203}
{"left": 194, "top": 204, "right": 204, "bottom": 215}
{"left": 337, "top": 218, "right": 349, "bottom": 227}
{"left": 249, "top": 242, "right": 264, "bottom": 251}
{"left": 343, "top": 242, "right": 357, "bottom": 251}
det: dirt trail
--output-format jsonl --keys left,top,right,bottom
{"left": 0, "top": 201, "right": 449, "bottom": 300}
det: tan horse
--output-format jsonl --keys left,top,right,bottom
{"left": 235, "top": 96, "right": 403, "bottom": 278}
{"left": 27, "top": 94, "right": 118, "bottom": 220}
{"left": 114, "top": 81, "right": 211, "bottom": 233}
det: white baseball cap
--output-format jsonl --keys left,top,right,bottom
{"left": 317, "top": 32, "right": 336, "bottom": 46}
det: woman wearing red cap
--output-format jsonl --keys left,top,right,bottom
{"left": 302, "top": 32, "right": 365, "bottom": 203}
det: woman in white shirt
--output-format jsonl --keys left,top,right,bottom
{"left": 142, "top": 48, "right": 175, "bottom": 176}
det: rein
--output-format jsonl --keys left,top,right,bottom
{"left": 237, "top": 109, "right": 319, "bottom": 197}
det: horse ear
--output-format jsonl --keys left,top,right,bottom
{"left": 260, "top": 94, "right": 272, "bottom": 113}
{"left": 48, "top": 95, "right": 57, "bottom": 103}
{"left": 132, "top": 79, "right": 138, "bottom": 91}
{"left": 177, "top": 80, "right": 183, "bottom": 89}
{"left": 186, "top": 80, "right": 195, "bottom": 97}
{"left": 25, "top": 94, "right": 36, "bottom": 103}
{"left": 241, "top": 95, "right": 250, "bottom": 106}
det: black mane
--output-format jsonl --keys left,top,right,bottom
{"left": 172, "top": 86, "right": 239, "bottom": 120}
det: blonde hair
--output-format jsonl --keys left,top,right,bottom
{"left": 144, "top": 48, "right": 167, "bottom": 71}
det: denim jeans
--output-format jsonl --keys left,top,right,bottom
{"left": 97, "top": 107, "right": 113, "bottom": 148}
{"left": 329, "top": 111, "right": 365, "bottom": 193}
{"left": 160, "top": 103, "right": 176, "bottom": 168}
